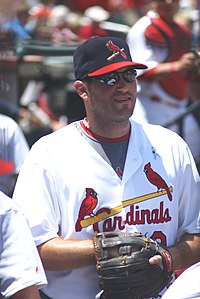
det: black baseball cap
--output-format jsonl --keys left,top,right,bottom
{"left": 73, "top": 36, "right": 147, "bottom": 80}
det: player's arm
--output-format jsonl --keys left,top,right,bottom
{"left": 149, "top": 233, "right": 200, "bottom": 272}
{"left": 168, "top": 233, "right": 200, "bottom": 271}
{"left": 142, "top": 51, "right": 200, "bottom": 80}
{"left": 10, "top": 285, "right": 41, "bottom": 299}
{"left": 37, "top": 237, "right": 95, "bottom": 270}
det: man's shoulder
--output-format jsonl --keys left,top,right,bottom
{"left": 0, "top": 191, "right": 12, "bottom": 215}
{"left": 38, "top": 122, "right": 78, "bottom": 140}
{"left": 131, "top": 120, "right": 184, "bottom": 143}
{"left": 30, "top": 122, "right": 82, "bottom": 152}
{"left": 0, "top": 113, "right": 17, "bottom": 126}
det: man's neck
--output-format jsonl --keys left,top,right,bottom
{"left": 83, "top": 118, "right": 131, "bottom": 139}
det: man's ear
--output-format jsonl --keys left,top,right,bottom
{"left": 74, "top": 81, "right": 89, "bottom": 101}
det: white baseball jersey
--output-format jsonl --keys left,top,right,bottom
{"left": 162, "top": 261, "right": 200, "bottom": 299}
{"left": 0, "top": 114, "right": 29, "bottom": 196}
{"left": 0, "top": 191, "right": 47, "bottom": 298}
{"left": 13, "top": 120, "right": 200, "bottom": 299}
{"left": 127, "top": 13, "right": 200, "bottom": 163}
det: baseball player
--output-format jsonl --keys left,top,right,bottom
{"left": 0, "top": 160, "right": 47, "bottom": 298}
{"left": 0, "top": 113, "right": 29, "bottom": 196}
{"left": 13, "top": 36, "right": 200, "bottom": 299}
{"left": 127, "top": 0, "right": 200, "bottom": 166}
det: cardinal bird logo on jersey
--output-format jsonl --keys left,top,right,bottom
{"left": 106, "top": 40, "right": 127, "bottom": 61}
{"left": 75, "top": 188, "right": 98, "bottom": 232}
{"left": 143, "top": 162, "right": 172, "bottom": 201}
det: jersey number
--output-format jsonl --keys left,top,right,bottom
{"left": 151, "top": 231, "right": 167, "bottom": 246}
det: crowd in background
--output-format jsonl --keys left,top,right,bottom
{"left": 0, "top": 0, "right": 199, "bottom": 166}
{"left": 0, "top": 0, "right": 150, "bottom": 45}
{"left": 0, "top": 0, "right": 199, "bottom": 44}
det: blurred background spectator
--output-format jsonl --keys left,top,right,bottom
{"left": 63, "top": 0, "right": 108, "bottom": 14}
{"left": 77, "top": 5, "right": 110, "bottom": 40}
{"left": 1, "top": 3, "right": 35, "bottom": 41}
{"left": 46, "top": 5, "right": 80, "bottom": 44}
{"left": 127, "top": 0, "right": 200, "bottom": 167}
{"left": 106, "top": 0, "right": 150, "bottom": 26}
{"left": 0, "top": 113, "right": 29, "bottom": 197}
{"left": 28, "top": 0, "right": 56, "bottom": 26}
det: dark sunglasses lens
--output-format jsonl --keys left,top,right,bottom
{"left": 123, "top": 70, "right": 137, "bottom": 82}
{"left": 99, "top": 73, "right": 118, "bottom": 86}
{"left": 96, "top": 69, "right": 137, "bottom": 86}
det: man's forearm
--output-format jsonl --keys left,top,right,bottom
{"left": 168, "top": 233, "right": 200, "bottom": 271}
{"left": 10, "top": 285, "right": 41, "bottom": 299}
{"left": 37, "top": 237, "right": 95, "bottom": 271}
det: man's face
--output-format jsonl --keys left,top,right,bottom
{"left": 152, "top": 0, "right": 180, "bottom": 21}
{"left": 83, "top": 67, "right": 137, "bottom": 126}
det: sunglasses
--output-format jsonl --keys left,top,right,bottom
{"left": 87, "top": 69, "right": 137, "bottom": 86}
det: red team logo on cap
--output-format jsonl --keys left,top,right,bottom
{"left": 106, "top": 40, "right": 127, "bottom": 61}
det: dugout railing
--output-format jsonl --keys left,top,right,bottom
{"left": 164, "top": 99, "right": 200, "bottom": 172}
